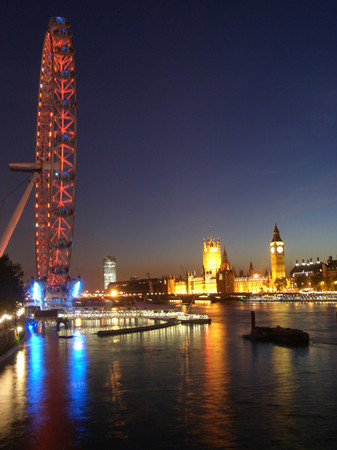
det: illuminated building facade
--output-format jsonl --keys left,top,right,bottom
{"left": 173, "top": 237, "right": 222, "bottom": 294}
{"left": 203, "top": 237, "right": 222, "bottom": 293}
{"left": 270, "top": 224, "right": 286, "bottom": 283}
{"left": 103, "top": 256, "right": 116, "bottom": 290}
{"left": 290, "top": 256, "right": 337, "bottom": 291}
{"left": 203, "top": 238, "right": 221, "bottom": 276}
{"left": 108, "top": 228, "right": 296, "bottom": 296}
{"left": 217, "top": 246, "right": 235, "bottom": 294}
{"left": 290, "top": 258, "right": 322, "bottom": 290}
{"left": 234, "top": 274, "right": 269, "bottom": 293}
{"left": 322, "top": 256, "right": 337, "bottom": 288}
{"left": 173, "top": 239, "right": 269, "bottom": 294}
{"left": 108, "top": 277, "right": 167, "bottom": 295}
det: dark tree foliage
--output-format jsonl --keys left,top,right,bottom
{"left": 0, "top": 254, "right": 25, "bottom": 312}
{"left": 274, "top": 277, "right": 288, "bottom": 291}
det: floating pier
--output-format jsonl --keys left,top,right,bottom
{"left": 97, "top": 318, "right": 180, "bottom": 337}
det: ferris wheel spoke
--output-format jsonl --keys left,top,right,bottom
{"left": 35, "top": 17, "right": 76, "bottom": 300}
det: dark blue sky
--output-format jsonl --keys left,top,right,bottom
{"left": 1, "top": 0, "right": 336, "bottom": 289}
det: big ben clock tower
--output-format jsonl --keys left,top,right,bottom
{"left": 270, "top": 223, "right": 286, "bottom": 282}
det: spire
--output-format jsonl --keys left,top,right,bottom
{"left": 221, "top": 245, "right": 230, "bottom": 271}
{"left": 271, "top": 222, "right": 282, "bottom": 242}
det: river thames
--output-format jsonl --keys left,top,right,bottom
{"left": 0, "top": 301, "right": 337, "bottom": 449}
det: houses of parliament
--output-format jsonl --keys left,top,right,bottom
{"left": 109, "top": 224, "right": 290, "bottom": 295}
{"left": 168, "top": 224, "right": 285, "bottom": 295}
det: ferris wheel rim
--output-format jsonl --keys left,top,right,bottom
{"left": 35, "top": 17, "right": 77, "bottom": 297}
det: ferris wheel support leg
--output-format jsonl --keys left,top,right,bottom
{"left": 0, "top": 172, "right": 38, "bottom": 257}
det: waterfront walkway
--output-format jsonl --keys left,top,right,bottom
{"left": 56, "top": 308, "right": 211, "bottom": 323}
{"left": 97, "top": 318, "right": 180, "bottom": 337}
{"left": 243, "top": 293, "right": 337, "bottom": 303}
{"left": 25, "top": 307, "right": 212, "bottom": 327}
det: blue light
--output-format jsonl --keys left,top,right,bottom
{"left": 68, "top": 335, "right": 87, "bottom": 419}
{"left": 32, "top": 282, "right": 42, "bottom": 306}
{"left": 56, "top": 17, "right": 64, "bottom": 24}
{"left": 72, "top": 280, "right": 82, "bottom": 298}
{"left": 27, "top": 333, "right": 46, "bottom": 416}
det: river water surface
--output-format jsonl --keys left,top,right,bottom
{"left": 0, "top": 302, "right": 337, "bottom": 449}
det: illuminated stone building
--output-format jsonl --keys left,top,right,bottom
{"left": 322, "top": 257, "right": 337, "bottom": 289}
{"left": 232, "top": 260, "right": 269, "bottom": 293}
{"left": 290, "top": 256, "right": 337, "bottom": 291}
{"left": 217, "top": 246, "right": 235, "bottom": 294}
{"left": 103, "top": 256, "right": 116, "bottom": 290}
{"left": 174, "top": 238, "right": 269, "bottom": 295}
{"left": 108, "top": 277, "right": 167, "bottom": 295}
{"left": 173, "top": 237, "right": 222, "bottom": 294}
{"left": 290, "top": 258, "right": 322, "bottom": 290}
{"left": 203, "top": 237, "right": 221, "bottom": 293}
{"left": 234, "top": 273, "right": 269, "bottom": 293}
{"left": 173, "top": 271, "right": 205, "bottom": 295}
{"left": 270, "top": 224, "right": 286, "bottom": 285}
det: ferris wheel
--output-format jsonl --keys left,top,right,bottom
{"left": 35, "top": 17, "right": 77, "bottom": 298}
{"left": 0, "top": 17, "right": 77, "bottom": 304}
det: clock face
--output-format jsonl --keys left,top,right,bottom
{"left": 271, "top": 247, "right": 275, "bottom": 254}
{"left": 277, "top": 246, "right": 283, "bottom": 254}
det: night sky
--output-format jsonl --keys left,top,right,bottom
{"left": 1, "top": 0, "right": 336, "bottom": 289}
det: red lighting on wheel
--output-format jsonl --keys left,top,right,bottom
{"left": 35, "top": 17, "right": 77, "bottom": 297}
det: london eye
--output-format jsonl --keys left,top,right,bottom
{"left": 0, "top": 17, "right": 78, "bottom": 306}
{"left": 35, "top": 17, "right": 77, "bottom": 300}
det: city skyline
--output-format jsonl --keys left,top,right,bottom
{"left": 1, "top": 1, "right": 336, "bottom": 289}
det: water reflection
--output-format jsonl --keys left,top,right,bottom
{"left": 58, "top": 316, "right": 157, "bottom": 336}
{"left": 27, "top": 332, "right": 46, "bottom": 418}
{"left": 25, "top": 330, "right": 79, "bottom": 448}
{"left": 0, "top": 349, "right": 27, "bottom": 444}
{"left": 68, "top": 334, "right": 87, "bottom": 418}
{"left": 66, "top": 333, "right": 88, "bottom": 445}
{"left": 0, "top": 303, "right": 337, "bottom": 448}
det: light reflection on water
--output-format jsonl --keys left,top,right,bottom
{"left": 0, "top": 302, "right": 337, "bottom": 448}
{"left": 59, "top": 316, "right": 159, "bottom": 336}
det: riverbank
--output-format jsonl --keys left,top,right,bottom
{"left": 0, "top": 323, "right": 26, "bottom": 363}
{"left": 0, "top": 315, "right": 26, "bottom": 364}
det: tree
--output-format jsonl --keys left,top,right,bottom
{"left": 0, "top": 254, "right": 25, "bottom": 312}
{"left": 274, "top": 277, "right": 288, "bottom": 291}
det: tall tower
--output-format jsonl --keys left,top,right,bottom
{"left": 220, "top": 245, "right": 230, "bottom": 271}
{"left": 217, "top": 244, "right": 235, "bottom": 294}
{"left": 203, "top": 238, "right": 221, "bottom": 277}
{"left": 270, "top": 224, "right": 285, "bottom": 282}
{"left": 103, "top": 256, "right": 117, "bottom": 290}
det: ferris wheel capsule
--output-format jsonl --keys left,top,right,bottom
{"left": 35, "top": 17, "right": 77, "bottom": 303}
